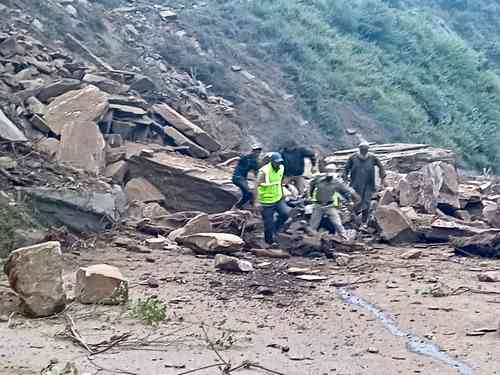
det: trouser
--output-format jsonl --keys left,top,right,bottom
{"left": 233, "top": 175, "right": 254, "bottom": 209}
{"left": 261, "top": 200, "right": 290, "bottom": 244}
{"left": 309, "top": 205, "right": 346, "bottom": 237}
{"left": 285, "top": 176, "right": 306, "bottom": 195}
{"left": 355, "top": 188, "right": 374, "bottom": 224}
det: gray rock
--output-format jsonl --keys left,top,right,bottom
{"left": 83, "top": 74, "right": 129, "bottom": 95}
{"left": 129, "top": 75, "right": 155, "bottom": 93}
{"left": 4, "top": 241, "right": 66, "bottom": 317}
{"left": 65, "top": 4, "right": 78, "bottom": 17}
{"left": 159, "top": 9, "right": 177, "bottom": 21}
{"left": 164, "top": 126, "right": 210, "bottom": 159}
{"left": 34, "top": 138, "right": 60, "bottom": 159}
{"left": 0, "top": 156, "right": 16, "bottom": 169}
{"left": 125, "top": 177, "right": 165, "bottom": 204}
{"left": 104, "top": 161, "right": 128, "bottom": 184}
{"left": 36, "top": 79, "right": 81, "bottom": 103}
{"left": 26, "top": 96, "right": 46, "bottom": 116}
{"left": 153, "top": 103, "right": 220, "bottom": 152}
{"left": 30, "top": 114, "right": 51, "bottom": 134}
{"left": 215, "top": 254, "right": 253, "bottom": 272}
{"left": 0, "top": 37, "right": 19, "bottom": 58}
{"left": 76, "top": 264, "right": 128, "bottom": 305}
{"left": 0, "top": 109, "right": 27, "bottom": 142}
{"left": 22, "top": 187, "right": 125, "bottom": 232}
{"left": 177, "top": 233, "right": 244, "bottom": 254}
{"left": 168, "top": 213, "right": 212, "bottom": 241}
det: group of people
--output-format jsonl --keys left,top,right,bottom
{"left": 231, "top": 141, "right": 386, "bottom": 247}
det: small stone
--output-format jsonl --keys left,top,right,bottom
{"left": 147, "top": 277, "right": 160, "bottom": 288}
{"left": 215, "top": 254, "right": 253, "bottom": 272}
{"left": 146, "top": 237, "right": 165, "bottom": 249}
{"left": 401, "top": 249, "right": 422, "bottom": 260}
{"left": 477, "top": 272, "right": 500, "bottom": 282}
{"left": 0, "top": 156, "right": 17, "bottom": 170}
{"left": 367, "top": 347, "right": 379, "bottom": 354}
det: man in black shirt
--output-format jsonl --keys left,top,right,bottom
{"left": 280, "top": 142, "right": 316, "bottom": 194}
{"left": 232, "top": 143, "right": 262, "bottom": 209}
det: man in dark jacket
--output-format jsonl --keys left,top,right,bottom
{"left": 344, "top": 142, "right": 386, "bottom": 226}
{"left": 280, "top": 142, "right": 316, "bottom": 194}
{"left": 232, "top": 143, "right": 262, "bottom": 209}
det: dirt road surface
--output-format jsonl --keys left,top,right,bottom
{"left": 1, "top": 242, "right": 499, "bottom": 375}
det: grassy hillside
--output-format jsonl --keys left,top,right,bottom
{"left": 181, "top": 0, "right": 500, "bottom": 170}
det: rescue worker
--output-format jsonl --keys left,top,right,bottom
{"left": 255, "top": 152, "right": 290, "bottom": 245}
{"left": 280, "top": 141, "right": 317, "bottom": 194}
{"left": 309, "top": 165, "right": 360, "bottom": 238}
{"left": 343, "top": 142, "right": 386, "bottom": 227}
{"left": 232, "top": 143, "right": 262, "bottom": 209}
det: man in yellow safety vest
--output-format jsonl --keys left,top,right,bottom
{"left": 308, "top": 165, "right": 360, "bottom": 238}
{"left": 255, "top": 152, "right": 290, "bottom": 246}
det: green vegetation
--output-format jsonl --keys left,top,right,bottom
{"left": 182, "top": 0, "right": 500, "bottom": 170}
{"left": 129, "top": 296, "right": 168, "bottom": 325}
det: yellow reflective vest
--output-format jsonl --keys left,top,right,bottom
{"left": 310, "top": 189, "right": 343, "bottom": 208}
{"left": 258, "top": 163, "right": 284, "bottom": 205}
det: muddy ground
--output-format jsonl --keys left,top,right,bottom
{"left": 1, "top": 241, "right": 499, "bottom": 375}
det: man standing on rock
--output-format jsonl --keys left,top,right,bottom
{"left": 309, "top": 165, "right": 360, "bottom": 238}
{"left": 232, "top": 143, "right": 263, "bottom": 209}
{"left": 255, "top": 152, "right": 290, "bottom": 246}
{"left": 344, "top": 142, "right": 386, "bottom": 227}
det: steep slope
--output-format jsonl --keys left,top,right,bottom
{"left": 179, "top": 0, "right": 500, "bottom": 170}
{"left": 0, "top": 0, "right": 329, "bottom": 153}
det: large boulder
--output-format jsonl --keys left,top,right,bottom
{"left": 4, "top": 241, "right": 66, "bottom": 317}
{"left": 128, "top": 152, "right": 239, "bottom": 213}
{"left": 483, "top": 202, "right": 500, "bottom": 228}
{"left": 23, "top": 187, "right": 126, "bottom": 232}
{"left": 125, "top": 177, "right": 165, "bottom": 204}
{"left": 44, "top": 85, "right": 109, "bottom": 173}
{"left": 426, "top": 219, "right": 496, "bottom": 243}
{"left": 45, "top": 85, "right": 109, "bottom": 136}
{"left": 374, "top": 204, "right": 417, "bottom": 243}
{"left": 423, "top": 161, "right": 460, "bottom": 211}
{"left": 398, "top": 171, "right": 436, "bottom": 213}
{"left": 177, "top": 233, "right": 244, "bottom": 254}
{"left": 75, "top": 264, "right": 128, "bottom": 305}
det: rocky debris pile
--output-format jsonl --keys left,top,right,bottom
{"left": 326, "top": 143, "right": 457, "bottom": 174}
{"left": 364, "top": 153, "right": 500, "bottom": 255}
{"left": 0, "top": 27, "right": 242, "bottom": 231}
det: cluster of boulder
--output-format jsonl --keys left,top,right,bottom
{"left": 329, "top": 144, "right": 500, "bottom": 257}
{"left": 3, "top": 241, "right": 128, "bottom": 318}
{"left": 0, "top": 27, "right": 245, "bottom": 232}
